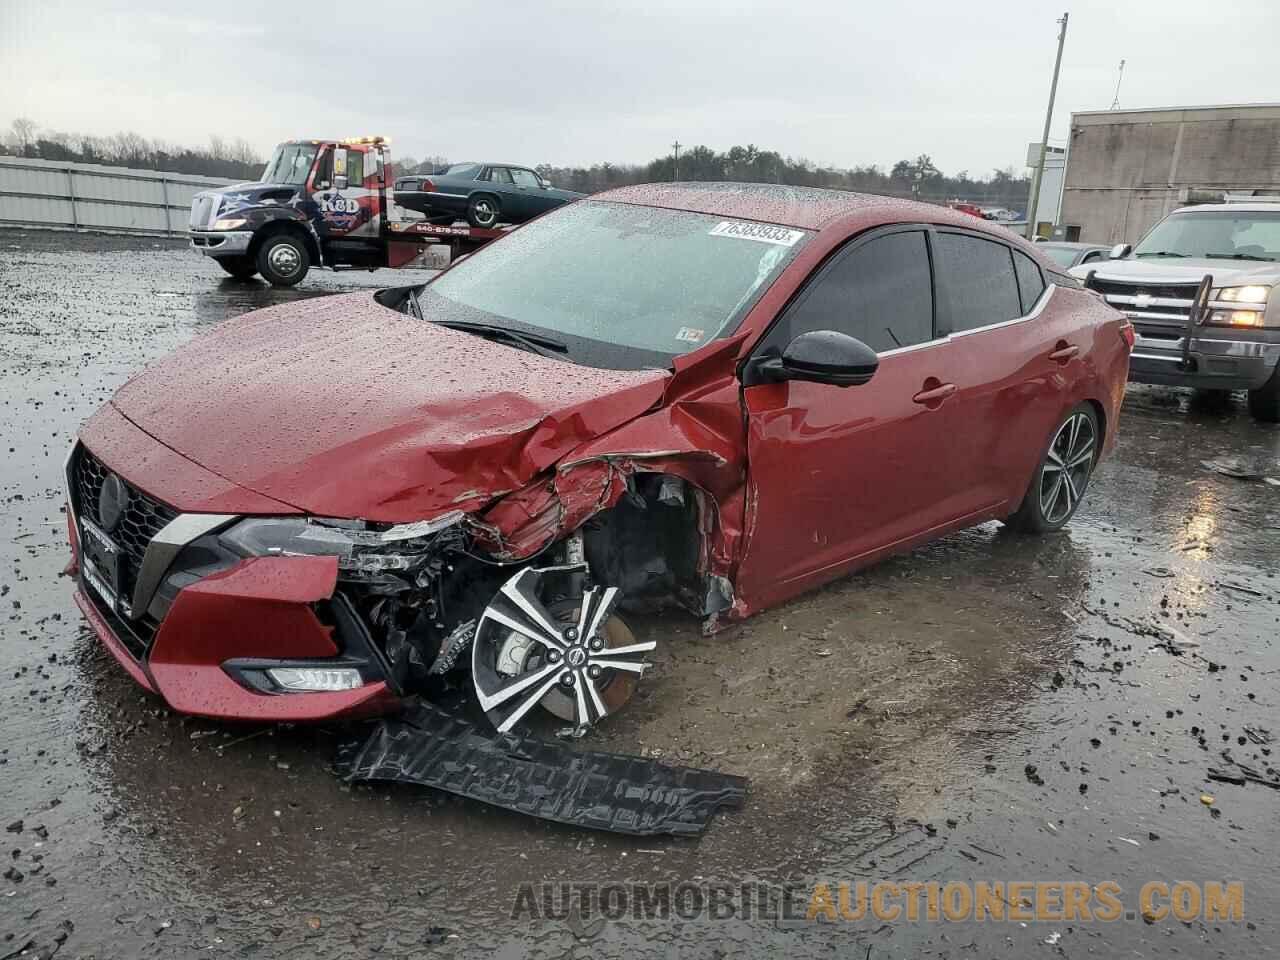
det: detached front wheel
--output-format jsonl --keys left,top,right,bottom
{"left": 1006, "top": 404, "right": 1099, "bottom": 533}
{"left": 256, "top": 234, "right": 310, "bottom": 287}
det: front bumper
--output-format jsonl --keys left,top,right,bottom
{"left": 189, "top": 230, "right": 253, "bottom": 257}
{"left": 1128, "top": 332, "right": 1280, "bottom": 391}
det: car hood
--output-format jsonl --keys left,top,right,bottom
{"left": 108, "top": 292, "right": 668, "bottom": 521}
{"left": 1069, "top": 257, "right": 1280, "bottom": 285}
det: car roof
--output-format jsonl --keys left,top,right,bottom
{"left": 1169, "top": 202, "right": 1280, "bottom": 214}
{"left": 592, "top": 181, "right": 1016, "bottom": 235}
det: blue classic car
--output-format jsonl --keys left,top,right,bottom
{"left": 394, "top": 162, "right": 584, "bottom": 228}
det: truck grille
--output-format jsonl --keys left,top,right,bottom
{"left": 74, "top": 447, "right": 178, "bottom": 612}
{"left": 189, "top": 193, "right": 216, "bottom": 230}
{"left": 1090, "top": 277, "right": 1200, "bottom": 329}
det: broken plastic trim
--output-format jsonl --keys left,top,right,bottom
{"left": 333, "top": 701, "right": 748, "bottom": 836}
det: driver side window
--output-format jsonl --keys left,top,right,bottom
{"left": 772, "top": 230, "right": 936, "bottom": 354}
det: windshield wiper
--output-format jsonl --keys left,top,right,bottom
{"left": 433, "top": 319, "right": 568, "bottom": 358}
{"left": 1134, "top": 251, "right": 1189, "bottom": 258}
{"left": 1204, "top": 252, "right": 1276, "bottom": 261}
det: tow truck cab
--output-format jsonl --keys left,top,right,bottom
{"left": 190, "top": 137, "right": 504, "bottom": 287}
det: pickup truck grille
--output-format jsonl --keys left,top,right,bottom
{"left": 1091, "top": 277, "right": 1200, "bottom": 328}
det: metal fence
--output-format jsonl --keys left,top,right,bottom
{"left": 0, "top": 157, "right": 233, "bottom": 237}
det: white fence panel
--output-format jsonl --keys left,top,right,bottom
{"left": 0, "top": 157, "right": 234, "bottom": 236}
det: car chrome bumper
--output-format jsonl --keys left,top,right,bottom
{"left": 1128, "top": 332, "right": 1280, "bottom": 391}
{"left": 189, "top": 230, "right": 252, "bottom": 257}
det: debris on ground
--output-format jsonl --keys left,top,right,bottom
{"left": 333, "top": 701, "right": 748, "bottom": 836}
{"left": 1200, "top": 457, "right": 1278, "bottom": 481}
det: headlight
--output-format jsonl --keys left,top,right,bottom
{"left": 219, "top": 513, "right": 464, "bottom": 580}
{"left": 1210, "top": 285, "right": 1270, "bottom": 304}
{"left": 212, "top": 217, "right": 248, "bottom": 230}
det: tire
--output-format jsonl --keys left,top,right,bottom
{"left": 466, "top": 194, "right": 500, "bottom": 229}
{"left": 255, "top": 234, "right": 310, "bottom": 287}
{"left": 215, "top": 255, "right": 257, "bottom": 280}
{"left": 1006, "top": 403, "right": 1100, "bottom": 534}
{"left": 1247, "top": 366, "right": 1280, "bottom": 423}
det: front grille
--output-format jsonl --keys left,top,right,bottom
{"left": 189, "top": 194, "right": 215, "bottom": 230}
{"left": 74, "top": 447, "right": 178, "bottom": 606}
{"left": 1091, "top": 277, "right": 1200, "bottom": 328}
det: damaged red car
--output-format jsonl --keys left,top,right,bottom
{"left": 66, "top": 183, "right": 1131, "bottom": 729}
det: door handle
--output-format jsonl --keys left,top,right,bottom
{"left": 912, "top": 382, "right": 957, "bottom": 405}
{"left": 1048, "top": 343, "right": 1080, "bottom": 363}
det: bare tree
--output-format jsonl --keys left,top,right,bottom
{"left": 11, "top": 117, "right": 38, "bottom": 155}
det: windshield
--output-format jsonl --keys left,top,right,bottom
{"left": 261, "top": 143, "right": 318, "bottom": 185}
{"left": 1041, "top": 246, "right": 1081, "bottom": 268}
{"left": 1134, "top": 210, "right": 1280, "bottom": 261}
{"left": 425, "top": 201, "right": 810, "bottom": 365}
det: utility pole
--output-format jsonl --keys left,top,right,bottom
{"left": 1026, "top": 12, "right": 1068, "bottom": 240}
{"left": 671, "top": 140, "right": 682, "bottom": 181}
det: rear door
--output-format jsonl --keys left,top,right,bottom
{"left": 482, "top": 166, "right": 518, "bottom": 217}
{"left": 931, "top": 229, "right": 1067, "bottom": 512}
{"left": 738, "top": 226, "right": 971, "bottom": 597}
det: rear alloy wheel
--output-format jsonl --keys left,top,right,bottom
{"left": 1006, "top": 404, "right": 1099, "bottom": 533}
{"left": 466, "top": 195, "right": 500, "bottom": 229}
{"left": 215, "top": 255, "right": 258, "bottom": 280}
{"left": 1247, "top": 366, "right": 1280, "bottom": 423}
{"left": 472, "top": 567, "right": 654, "bottom": 734}
{"left": 256, "top": 234, "right": 310, "bottom": 287}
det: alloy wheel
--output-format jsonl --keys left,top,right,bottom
{"left": 1039, "top": 411, "right": 1096, "bottom": 525}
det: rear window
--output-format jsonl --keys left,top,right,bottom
{"left": 935, "top": 233, "right": 1023, "bottom": 332}
{"left": 445, "top": 163, "right": 481, "bottom": 178}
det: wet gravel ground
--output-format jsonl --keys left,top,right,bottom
{"left": 2, "top": 229, "right": 1278, "bottom": 958}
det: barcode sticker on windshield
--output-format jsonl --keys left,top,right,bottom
{"left": 709, "top": 221, "right": 805, "bottom": 246}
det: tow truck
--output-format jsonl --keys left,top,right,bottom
{"left": 187, "top": 137, "right": 504, "bottom": 286}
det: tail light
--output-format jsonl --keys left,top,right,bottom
{"left": 1119, "top": 320, "right": 1135, "bottom": 350}
{"left": 419, "top": 178, "right": 436, "bottom": 192}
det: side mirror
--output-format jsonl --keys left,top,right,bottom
{"left": 751, "top": 330, "right": 879, "bottom": 388}
{"left": 333, "top": 175, "right": 349, "bottom": 190}
{"left": 539, "top": 179, "right": 552, "bottom": 189}
{"left": 1109, "top": 242, "right": 1132, "bottom": 259}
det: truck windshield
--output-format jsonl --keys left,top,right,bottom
{"left": 261, "top": 143, "right": 318, "bottom": 185}
{"left": 424, "top": 201, "right": 810, "bottom": 363}
{"left": 1134, "top": 210, "right": 1280, "bottom": 261}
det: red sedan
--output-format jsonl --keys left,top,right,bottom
{"left": 67, "top": 183, "right": 1131, "bottom": 728}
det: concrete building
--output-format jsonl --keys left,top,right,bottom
{"left": 1058, "top": 102, "right": 1280, "bottom": 244}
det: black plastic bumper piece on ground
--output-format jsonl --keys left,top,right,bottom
{"left": 333, "top": 701, "right": 748, "bottom": 836}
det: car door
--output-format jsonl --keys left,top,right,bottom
{"left": 510, "top": 167, "right": 554, "bottom": 216}
{"left": 737, "top": 226, "right": 972, "bottom": 599}
{"left": 931, "top": 229, "right": 1067, "bottom": 512}
{"left": 482, "top": 166, "right": 519, "bottom": 217}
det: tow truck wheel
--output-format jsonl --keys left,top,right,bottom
{"left": 256, "top": 234, "right": 310, "bottom": 287}
{"left": 215, "top": 255, "right": 258, "bottom": 281}
{"left": 1247, "top": 367, "right": 1280, "bottom": 423}
{"left": 466, "top": 195, "right": 500, "bottom": 229}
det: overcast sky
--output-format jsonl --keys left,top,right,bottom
{"left": 3, "top": 0, "right": 1277, "bottom": 175}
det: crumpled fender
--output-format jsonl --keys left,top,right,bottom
{"left": 475, "top": 335, "right": 750, "bottom": 584}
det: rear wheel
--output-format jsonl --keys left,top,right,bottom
{"left": 215, "top": 255, "right": 257, "bottom": 280}
{"left": 256, "top": 234, "right": 310, "bottom": 287}
{"left": 466, "top": 194, "right": 500, "bottom": 229}
{"left": 1006, "top": 404, "right": 1099, "bottom": 533}
{"left": 1247, "top": 366, "right": 1280, "bottom": 423}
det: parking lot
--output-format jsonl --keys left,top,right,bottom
{"left": 2, "top": 230, "right": 1278, "bottom": 957}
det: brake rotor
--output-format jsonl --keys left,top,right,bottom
{"left": 472, "top": 567, "right": 654, "bottom": 733}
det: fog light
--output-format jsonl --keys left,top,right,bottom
{"left": 1207, "top": 309, "right": 1265, "bottom": 328}
{"left": 266, "top": 667, "right": 364, "bottom": 692}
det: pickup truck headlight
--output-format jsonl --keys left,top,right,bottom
{"left": 219, "top": 513, "right": 464, "bottom": 580}
{"left": 1206, "top": 285, "right": 1272, "bottom": 328}
{"left": 212, "top": 217, "right": 248, "bottom": 230}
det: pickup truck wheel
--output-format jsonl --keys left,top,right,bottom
{"left": 1247, "top": 367, "right": 1280, "bottom": 423}
{"left": 215, "top": 255, "right": 258, "bottom": 280}
{"left": 466, "top": 195, "right": 500, "bottom": 229}
{"left": 256, "top": 235, "right": 310, "bottom": 287}
{"left": 1005, "top": 403, "right": 1099, "bottom": 534}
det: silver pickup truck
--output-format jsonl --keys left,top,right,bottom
{"left": 1070, "top": 197, "right": 1280, "bottom": 422}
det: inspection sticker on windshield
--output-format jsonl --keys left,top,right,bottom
{"left": 675, "top": 327, "right": 705, "bottom": 344}
{"left": 709, "top": 221, "right": 804, "bottom": 246}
